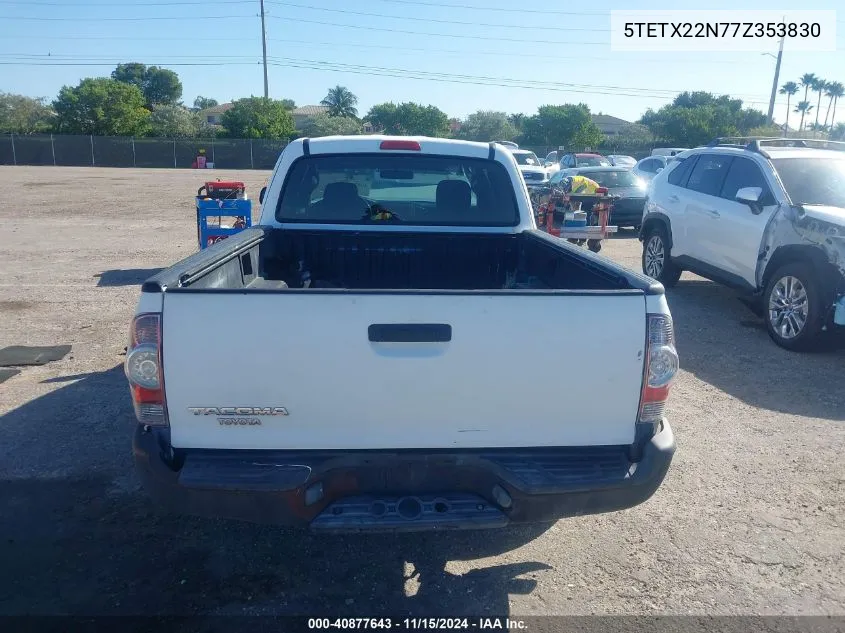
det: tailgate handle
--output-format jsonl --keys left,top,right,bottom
{"left": 368, "top": 323, "right": 452, "bottom": 343}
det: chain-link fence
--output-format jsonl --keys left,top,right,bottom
{"left": 0, "top": 134, "right": 289, "bottom": 170}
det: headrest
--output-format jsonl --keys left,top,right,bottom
{"left": 323, "top": 181, "right": 359, "bottom": 203}
{"left": 436, "top": 179, "right": 471, "bottom": 210}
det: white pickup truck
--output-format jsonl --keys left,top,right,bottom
{"left": 126, "top": 136, "right": 677, "bottom": 533}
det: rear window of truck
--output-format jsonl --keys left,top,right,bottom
{"left": 276, "top": 154, "right": 520, "bottom": 226}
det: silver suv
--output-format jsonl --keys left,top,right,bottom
{"left": 639, "top": 138, "right": 845, "bottom": 351}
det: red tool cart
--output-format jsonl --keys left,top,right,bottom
{"left": 535, "top": 187, "right": 617, "bottom": 253}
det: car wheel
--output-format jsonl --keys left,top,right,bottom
{"left": 763, "top": 262, "right": 826, "bottom": 352}
{"left": 642, "top": 227, "right": 681, "bottom": 286}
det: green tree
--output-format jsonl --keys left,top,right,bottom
{"left": 149, "top": 104, "right": 202, "bottom": 138}
{"left": 280, "top": 99, "right": 296, "bottom": 110}
{"left": 779, "top": 82, "right": 799, "bottom": 132}
{"left": 365, "top": 102, "right": 449, "bottom": 137}
{"left": 300, "top": 114, "right": 362, "bottom": 137}
{"left": 193, "top": 96, "right": 218, "bottom": 111}
{"left": 144, "top": 67, "right": 182, "bottom": 106}
{"left": 320, "top": 85, "right": 358, "bottom": 118}
{"left": 507, "top": 113, "right": 526, "bottom": 133}
{"left": 111, "top": 62, "right": 147, "bottom": 88}
{"left": 745, "top": 124, "right": 785, "bottom": 137}
{"left": 0, "top": 92, "right": 54, "bottom": 134}
{"left": 799, "top": 73, "right": 817, "bottom": 110}
{"left": 598, "top": 123, "right": 654, "bottom": 153}
{"left": 812, "top": 78, "right": 827, "bottom": 129}
{"left": 456, "top": 111, "right": 517, "bottom": 142}
{"left": 220, "top": 96, "right": 295, "bottom": 139}
{"left": 639, "top": 92, "right": 768, "bottom": 146}
{"left": 823, "top": 81, "right": 844, "bottom": 130}
{"left": 111, "top": 63, "right": 182, "bottom": 106}
{"left": 795, "top": 100, "right": 813, "bottom": 132}
{"left": 53, "top": 78, "right": 150, "bottom": 136}
{"left": 519, "top": 104, "right": 602, "bottom": 149}
{"left": 830, "top": 122, "right": 845, "bottom": 141}
{"left": 365, "top": 102, "right": 399, "bottom": 132}
{"left": 395, "top": 102, "right": 449, "bottom": 136}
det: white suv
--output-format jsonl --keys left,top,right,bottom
{"left": 639, "top": 138, "right": 845, "bottom": 351}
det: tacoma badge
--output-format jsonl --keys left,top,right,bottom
{"left": 188, "top": 407, "right": 289, "bottom": 416}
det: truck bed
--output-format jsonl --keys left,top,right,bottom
{"left": 144, "top": 227, "right": 653, "bottom": 294}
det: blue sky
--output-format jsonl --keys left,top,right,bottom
{"left": 1, "top": 0, "right": 843, "bottom": 126}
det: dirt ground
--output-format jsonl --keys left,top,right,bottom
{"left": 0, "top": 166, "right": 843, "bottom": 618}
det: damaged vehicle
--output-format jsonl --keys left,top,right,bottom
{"left": 640, "top": 138, "right": 845, "bottom": 351}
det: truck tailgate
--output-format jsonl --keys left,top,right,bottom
{"left": 162, "top": 292, "right": 646, "bottom": 450}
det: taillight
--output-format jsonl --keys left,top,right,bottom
{"left": 125, "top": 313, "right": 168, "bottom": 426}
{"left": 638, "top": 314, "right": 679, "bottom": 424}
{"left": 380, "top": 140, "right": 421, "bottom": 151}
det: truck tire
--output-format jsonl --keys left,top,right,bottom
{"left": 642, "top": 227, "right": 681, "bottom": 287}
{"left": 763, "top": 262, "right": 826, "bottom": 352}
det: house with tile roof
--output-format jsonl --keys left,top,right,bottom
{"left": 291, "top": 105, "right": 331, "bottom": 130}
{"left": 591, "top": 114, "right": 631, "bottom": 136}
{"left": 198, "top": 102, "right": 234, "bottom": 126}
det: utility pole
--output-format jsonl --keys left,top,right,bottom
{"left": 766, "top": 34, "right": 785, "bottom": 126}
{"left": 260, "top": 0, "right": 269, "bottom": 98}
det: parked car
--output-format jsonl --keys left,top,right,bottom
{"left": 549, "top": 166, "right": 648, "bottom": 229}
{"left": 543, "top": 150, "right": 559, "bottom": 166}
{"left": 559, "top": 152, "right": 612, "bottom": 169}
{"left": 640, "top": 138, "right": 845, "bottom": 351}
{"left": 633, "top": 155, "right": 670, "bottom": 182}
{"left": 651, "top": 147, "right": 689, "bottom": 157}
{"left": 607, "top": 155, "right": 637, "bottom": 169}
{"left": 510, "top": 149, "right": 549, "bottom": 188}
{"left": 127, "top": 136, "right": 677, "bottom": 534}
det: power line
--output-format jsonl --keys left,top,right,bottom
{"left": 0, "top": 53, "right": 785, "bottom": 100}
{"left": 0, "top": 32, "right": 778, "bottom": 67}
{"left": 369, "top": 0, "right": 605, "bottom": 16}
{"left": 0, "top": 33, "right": 748, "bottom": 66}
{"left": 266, "top": 15, "right": 608, "bottom": 45}
{"left": 264, "top": 0, "right": 610, "bottom": 32}
{"left": 0, "top": 55, "right": 788, "bottom": 104}
{"left": 0, "top": 61, "right": 259, "bottom": 66}
{"left": 0, "top": 53, "right": 762, "bottom": 98}
{"left": 4, "top": 14, "right": 256, "bottom": 21}
{"left": 0, "top": 0, "right": 250, "bottom": 4}
{"left": 371, "top": 0, "right": 845, "bottom": 24}
{"left": 265, "top": 59, "right": 792, "bottom": 105}
{"left": 264, "top": 38, "right": 744, "bottom": 65}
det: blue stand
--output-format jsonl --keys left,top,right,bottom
{"left": 196, "top": 198, "right": 253, "bottom": 249}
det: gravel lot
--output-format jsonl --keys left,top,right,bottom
{"left": 0, "top": 166, "right": 843, "bottom": 618}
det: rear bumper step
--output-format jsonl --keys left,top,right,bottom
{"left": 133, "top": 422, "right": 675, "bottom": 531}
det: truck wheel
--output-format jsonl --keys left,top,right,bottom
{"left": 642, "top": 227, "right": 681, "bottom": 286}
{"left": 588, "top": 239, "right": 602, "bottom": 253}
{"left": 763, "top": 262, "right": 826, "bottom": 352}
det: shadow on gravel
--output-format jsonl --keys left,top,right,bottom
{"left": 95, "top": 268, "right": 163, "bottom": 287}
{"left": 666, "top": 279, "right": 845, "bottom": 421}
{"left": 0, "top": 365, "right": 552, "bottom": 617}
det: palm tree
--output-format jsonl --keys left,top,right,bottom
{"left": 779, "top": 81, "right": 799, "bottom": 132}
{"left": 824, "top": 81, "right": 844, "bottom": 130}
{"left": 831, "top": 122, "right": 845, "bottom": 141}
{"left": 320, "top": 85, "right": 358, "bottom": 118}
{"left": 799, "top": 73, "right": 817, "bottom": 110}
{"left": 812, "top": 78, "right": 826, "bottom": 129}
{"left": 795, "top": 100, "right": 813, "bottom": 131}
